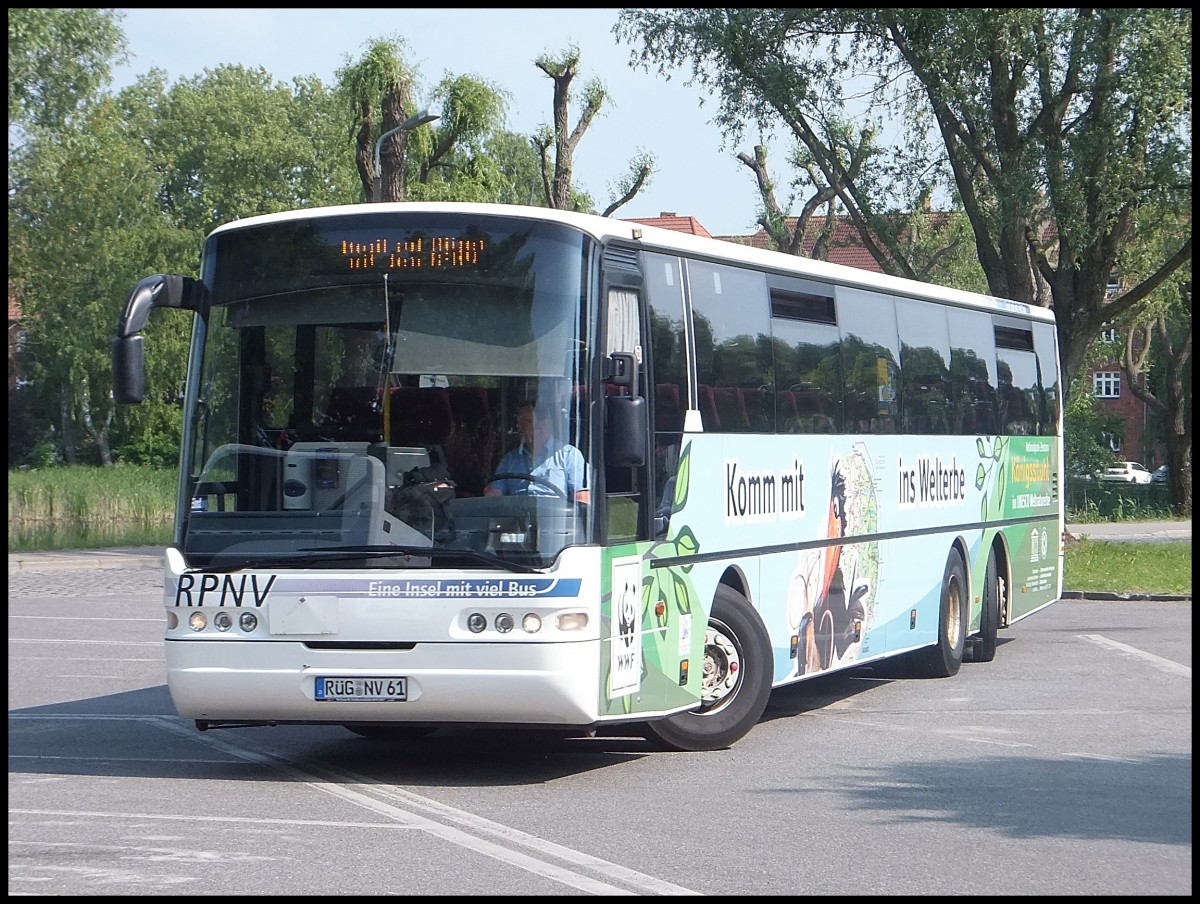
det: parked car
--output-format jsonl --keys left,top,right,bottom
{"left": 1151, "top": 464, "right": 1169, "bottom": 484}
{"left": 1098, "top": 460, "right": 1153, "bottom": 484}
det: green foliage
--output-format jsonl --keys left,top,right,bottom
{"left": 1064, "top": 480, "right": 1177, "bottom": 523}
{"left": 10, "top": 91, "right": 189, "bottom": 466}
{"left": 8, "top": 8, "right": 127, "bottom": 133}
{"left": 147, "top": 65, "right": 358, "bottom": 229}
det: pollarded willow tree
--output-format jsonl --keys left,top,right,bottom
{"left": 338, "top": 36, "right": 515, "bottom": 204}
{"left": 615, "top": 8, "right": 1193, "bottom": 401}
{"left": 531, "top": 45, "right": 656, "bottom": 216}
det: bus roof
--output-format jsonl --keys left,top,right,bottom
{"left": 207, "top": 201, "right": 1055, "bottom": 323}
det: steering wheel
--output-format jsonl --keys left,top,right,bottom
{"left": 489, "top": 471, "right": 567, "bottom": 498}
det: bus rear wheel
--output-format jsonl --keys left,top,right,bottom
{"left": 641, "top": 585, "right": 773, "bottom": 752}
{"left": 910, "top": 548, "right": 968, "bottom": 678}
{"left": 965, "top": 546, "right": 1000, "bottom": 663}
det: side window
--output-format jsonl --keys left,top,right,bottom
{"left": 895, "top": 298, "right": 952, "bottom": 435}
{"left": 768, "top": 275, "right": 841, "bottom": 434}
{"left": 1033, "top": 321, "right": 1060, "bottom": 433}
{"left": 837, "top": 286, "right": 900, "bottom": 434}
{"left": 995, "top": 318, "right": 1039, "bottom": 435}
{"left": 947, "top": 307, "right": 999, "bottom": 435}
{"left": 687, "top": 260, "right": 772, "bottom": 433}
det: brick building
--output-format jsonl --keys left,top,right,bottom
{"left": 1082, "top": 291, "right": 1163, "bottom": 468}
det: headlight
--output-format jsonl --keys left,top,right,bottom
{"left": 188, "top": 612, "right": 207, "bottom": 632}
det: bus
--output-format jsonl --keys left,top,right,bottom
{"left": 112, "top": 202, "right": 1064, "bottom": 751}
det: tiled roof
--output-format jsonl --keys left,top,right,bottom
{"left": 625, "top": 213, "right": 714, "bottom": 239}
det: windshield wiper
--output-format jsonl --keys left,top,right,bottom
{"left": 192, "top": 545, "right": 543, "bottom": 574}
{"left": 295, "top": 544, "right": 544, "bottom": 574}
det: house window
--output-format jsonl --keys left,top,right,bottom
{"left": 1100, "top": 328, "right": 1119, "bottom": 343}
{"left": 1093, "top": 371, "right": 1121, "bottom": 398}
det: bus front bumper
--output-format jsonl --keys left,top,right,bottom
{"left": 164, "top": 638, "right": 603, "bottom": 728}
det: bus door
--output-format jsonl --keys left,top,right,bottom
{"left": 600, "top": 248, "right": 650, "bottom": 544}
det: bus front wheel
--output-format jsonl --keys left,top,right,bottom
{"left": 641, "top": 585, "right": 773, "bottom": 752}
{"left": 910, "top": 548, "right": 968, "bottom": 678}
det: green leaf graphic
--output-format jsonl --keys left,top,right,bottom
{"left": 673, "top": 525, "right": 699, "bottom": 572}
{"left": 975, "top": 462, "right": 986, "bottom": 490}
{"left": 976, "top": 437, "right": 986, "bottom": 457}
{"left": 671, "top": 570, "right": 692, "bottom": 615}
{"left": 673, "top": 443, "right": 691, "bottom": 511}
{"left": 641, "top": 574, "right": 655, "bottom": 619}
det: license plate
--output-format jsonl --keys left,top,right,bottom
{"left": 314, "top": 676, "right": 408, "bottom": 701}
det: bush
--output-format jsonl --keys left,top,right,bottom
{"left": 1064, "top": 477, "right": 1176, "bottom": 522}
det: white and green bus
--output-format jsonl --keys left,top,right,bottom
{"left": 113, "top": 202, "right": 1064, "bottom": 751}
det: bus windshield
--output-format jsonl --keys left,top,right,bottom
{"left": 184, "top": 212, "right": 594, "bottom": 571}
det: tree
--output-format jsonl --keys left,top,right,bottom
{"left": 8, "top": 7, "right": 127, "bottom": 136}
{"left": 338, "top": 36, "right": 421, "bottom": 203}
{"left": 1118, "top": 208, "right": 1192, "bottom": 514}
{"left": 615, "top": 9, "right": 1192, "bottom": 400}
{"left": 408, "top": 73, "right": 513, "bottom": 200}
{"left": 142, "top": 65, "right": 358, "bottom": 231}
{"left": 1123, "top": 291, "right": 1192, "bottom": 514}
{"left": 338, "top": 38, "right": 513, "bottom": 204}
{"left": 10, "top": 94, "right": 190, "bottom": 465}
{"left": 531, "top": 46, "right": 655, "bottom": 215}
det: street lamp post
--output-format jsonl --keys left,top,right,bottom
{"left": 372, "top": 110, "right": 440, "bottom": 202}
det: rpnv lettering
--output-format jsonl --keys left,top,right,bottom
{"left": 174, "top": 573, "right": 276, "bottom": 607}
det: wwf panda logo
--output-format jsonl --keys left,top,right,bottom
{"left": 617, "top": 580, "right": 638, "bottom": 648}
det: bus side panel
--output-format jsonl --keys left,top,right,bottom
{"left": 598, "top": 542, "right": 707, "bottom": 719}
{"left": 970, "top": 435, "right": 1062, "bottom": 622}
{"left": 597, "top": 432, "right": 1061, "bottom": 716}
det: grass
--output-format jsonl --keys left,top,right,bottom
{"left": 1063, "top": 538, "right": 1192, "bottom": 596}
{"left": 7, "top": 465, "right": 1193, "bottom": 598}
{"left": 8, "top": 464, "right": 175, "bottom": 551}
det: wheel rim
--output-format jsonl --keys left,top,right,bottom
{"left": 946, "top": 570, "right": 963, "bottom": 647}
{"left": 700, "top": 617, "right": 742, "bottom": 711}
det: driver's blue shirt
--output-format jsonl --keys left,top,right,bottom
{"left": 489, "top": 439, "right": 588, "bottom": 498}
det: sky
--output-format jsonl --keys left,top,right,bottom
{"left": 110, "top": 8, "right": 774, "bottom": 237}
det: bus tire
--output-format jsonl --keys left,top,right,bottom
{"left": 966, "top": 546, "right": 999, "bottom": 663}
{"left": 910, "top": 547, "right": 968, "bottom": 678}
{"left": 343, "top": 724, "right": 437, "bottom": 741}
{"left": 641, "top": 585, "right": 773, "bottom": 752}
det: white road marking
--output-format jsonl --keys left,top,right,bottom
{"left": 1079, "top": 634, "right": 1191, "bottom": 677}
{"left": 12, "top": 713, "right": 702, "bottom": 895}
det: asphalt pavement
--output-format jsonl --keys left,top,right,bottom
{"left": 8, "top": 521, "right": 1191, "bottom": 600}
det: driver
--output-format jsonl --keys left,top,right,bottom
{"left": 484, "top": 401, "right": 590, "bottom": 503}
